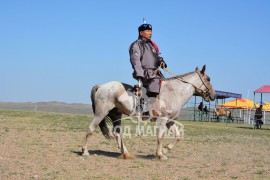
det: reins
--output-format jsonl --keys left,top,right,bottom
{"left": 162, "top": 67, "right": 189, "bottom": 83}
{"left": 162, "top": 67, "right": 210, "bottom": 96}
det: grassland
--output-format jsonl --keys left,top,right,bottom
{"left": 0, "top": 109, "right": 269, "bottom": 180}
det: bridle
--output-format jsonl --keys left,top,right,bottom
{"left": 162, "top": 67, "right": 211, "bottom": 98}
{"left": 194, "top": 71, "right": 210, "bottom": 98}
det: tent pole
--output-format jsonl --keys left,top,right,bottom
{"left": 194, "top": 96, "right": 196, "bottom": 121}
{"left": 208, "top": 101, "right": 210, "bottom": 122}
{"left": 253, "top": 92, "right": 255, "bottom": 103}
{"left": 263, "top": 110, "right": 265, "bottom": 124}
{"left": 253, "top": 92, "right": 256, "bottom": 108}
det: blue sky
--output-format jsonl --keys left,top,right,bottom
{"left": 1, "top": 0, "right": 270, "bottom": 104}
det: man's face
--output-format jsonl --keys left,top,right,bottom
{"left": 140, "top": 30, "right": 152, "bottom": 39}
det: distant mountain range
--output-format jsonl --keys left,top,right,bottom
{"left": 0, "top": 101, "right": 194, "bottom": 120}
{"left": 0, "top": 101, "right": 93, "bottom": 115}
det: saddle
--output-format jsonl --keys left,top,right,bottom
{"left": 121, "top": 82, "right": 159, "bottom": 121}
{"left": 122, "top": 83, "right": 140, "bottom": 93}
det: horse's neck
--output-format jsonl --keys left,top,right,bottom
{"left": 161, "top": 73, "right": 197, "bottom": 109}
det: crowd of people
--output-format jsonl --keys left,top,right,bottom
{"left": 198, "top": 102, "right": 209, "bottom": 115}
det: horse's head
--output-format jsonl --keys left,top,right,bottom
{"left": 194, "top": 65, "right": 216, "bottom": 102}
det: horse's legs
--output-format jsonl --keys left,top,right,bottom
{"left": 156, "top": 123, "right": 168, "bottom": 160}
{"left": 109, "top": 108, "right": 134, "bottom": 159}
{"left": 113, "top": 132, "right": 134, "bottom": 159}
{"left": 82, "top": 115, "right": 106, "bottom": 158}
{"left": 162, "top": 123, "right": 181, "bottom": 155}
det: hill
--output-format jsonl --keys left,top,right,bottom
{"left": 0, "top": 101, "right": 194, "bottom": 119}
{"left": 0, "top": 101, "right": 93, "bottom": 114}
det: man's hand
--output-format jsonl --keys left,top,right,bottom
{"left": 160, "top": 61, "right": 167, "bottom": 69}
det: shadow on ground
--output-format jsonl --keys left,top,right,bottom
{"left": 236, "top": 126, "right": 270, "bottom": 130}
{"left": 72, "top": 150, "right": 157, "bottom": 160}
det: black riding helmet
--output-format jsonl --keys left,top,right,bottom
{"left": 138, "top": 23, "right": 152, "bottom": 32}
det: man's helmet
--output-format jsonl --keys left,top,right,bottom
{"left": 138, "top": 23, "right": 152, "bottom": 32}
{"left": 138, "top": 18, "right": 152, "bottom": 32}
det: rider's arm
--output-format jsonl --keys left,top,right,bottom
{"left": 129, "top": 42, "right": 144, "bottom": 79}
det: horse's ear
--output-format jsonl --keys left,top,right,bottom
{"left": 195, "top": 67, "right": 199, "bottom": 71}
{"left": 200, "top": 65, "right": 206, "bottom": 74}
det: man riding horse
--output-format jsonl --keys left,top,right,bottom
{"left": 129, "top": 19, "right": 167, "bottom": 117}
{"left": 82, "top": 18, "right": 216, "bottom": 160}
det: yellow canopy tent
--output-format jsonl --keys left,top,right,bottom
{"left": 218, "top": 98, "right": 255, "bottom": 109}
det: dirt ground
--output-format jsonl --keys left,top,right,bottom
{"left": 0, "top": 110, "right": 270, "bottom": 180}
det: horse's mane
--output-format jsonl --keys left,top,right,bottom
{"left": 163, "top": 71, "right": 194, "bottom": 81}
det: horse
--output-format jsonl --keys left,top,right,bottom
{"left": 82, "top": 65, "right": 216, "bottom": 160}
{"left": 214, "top": 107, "right": 233, "bottom": 122}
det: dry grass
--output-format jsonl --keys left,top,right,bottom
{"left": 0, "top": 110, "right": 270, "bottom": 180}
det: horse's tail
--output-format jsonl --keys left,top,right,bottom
{"left": 100, "top": 109, "right": 122, "bottom": 139}
{"left": 90, "top": 85, "right": 114, "bottom": 139}
{"left": 90, "top": 85, "right": 99, "bottom": 114}
{"left": 99, "top": 116, "right": 114, "bottom": 139}
{"left": 100, "top": 108, "right": 121, "bottom": 139}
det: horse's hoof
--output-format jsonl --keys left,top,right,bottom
{"left": 158, "top": 155, "right": 168, "bottom": 161}
{"left": 162, "top": 147, "right": 169, "bottom": 154}
{"left": 82, "top": 153, "right": 90, "bottom": 159}
{"left": 119, "top": 153, "right": 136, "bottom": 159}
